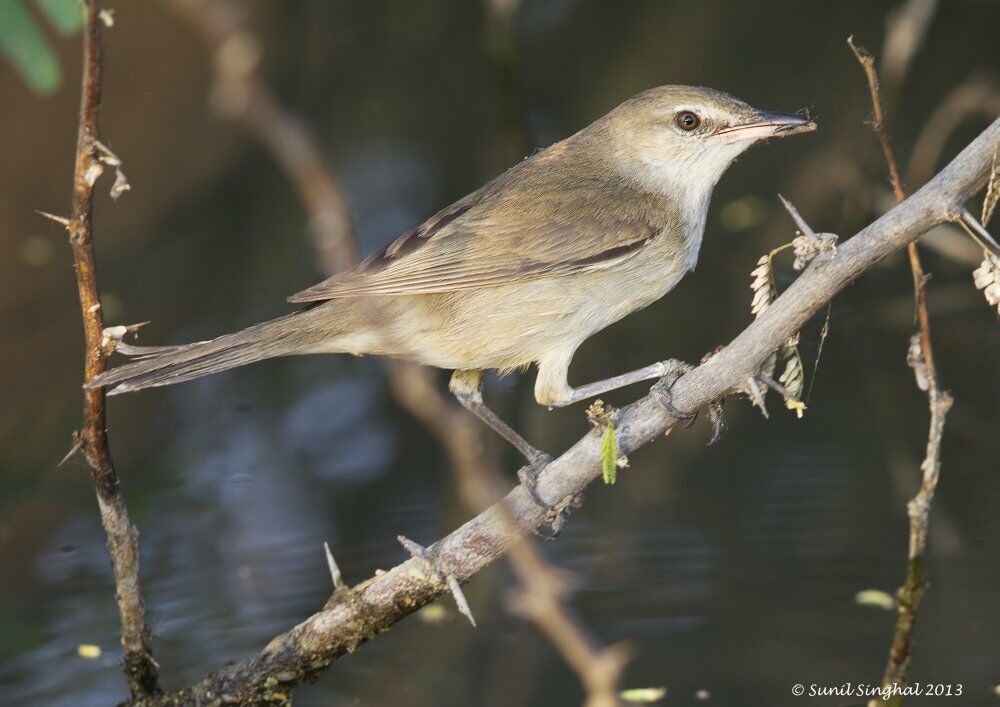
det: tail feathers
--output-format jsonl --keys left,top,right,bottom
{"left": 88, "top": 313, "right": 306, "bottom": 394}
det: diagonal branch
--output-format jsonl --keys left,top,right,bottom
{"left": 58, "top": 0, "right": 161, "bottom": 699}
{"left": 142, "top": 118, "right": 999, "bottom": 706}
{"left": 171, "top": 0, "right": 357, "bottom": 273}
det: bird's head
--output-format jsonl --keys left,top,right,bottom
{"left": 592, "top": 85, "right": 816, "bottom": 195}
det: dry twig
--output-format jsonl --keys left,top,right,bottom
{"left": 880, "top": 0, "right": 938, "bottom": 97}
{"left": 907, "top": 76, "right": 1000, "bottom": 189}
{"left": 55, "top": 0, "right": 160, "bottom": 699}
{"left": 849, "top": 35, "right": 953, "bottom": 706}
{"left": 171, "top": 0, "right": 356, "bottom": 273}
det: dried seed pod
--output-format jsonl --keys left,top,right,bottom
{"left": 983, "top": 146, "right": 998, "bottom": 226}
{"left": 907, "top": 333, "right": 929, "bottom": 392}
{"left": 750, "top": 255, "right": 775, "bottom": 317}
{"left": 972, "top": 252, "right": 1000, "bottom": 314}
{"left": 791, "top": 231, "right": 838, "bottom": 271}
{"left": 778, "top": 340, "right": 806, "bottom": 418}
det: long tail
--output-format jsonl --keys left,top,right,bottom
{"left": 88, "top": 311, "right": 325, "bottom": 394}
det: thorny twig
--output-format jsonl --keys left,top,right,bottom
{"left": 849, "top": 36, "right": 952, "bottom": 706}
{"left": 172, "top": 1, "right": 625, "bottom": 703}
{"left": 140, "top": 119, "right": 999, "bottom": 705}
{"left": 54, "top": 0, "right": 160, "bottom": 699}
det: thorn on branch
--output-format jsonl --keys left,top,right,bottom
{"left": 59, "top": 432, "right": 85, "bottom": 467}
{"left": 397, "top": 535, "right": 476, "bottom": 627}
{"left": 323, "top": 541, "right": 345, "bottom": 592}
{"left": 746, "top": 376, "right": 769, "bottom": 418}
{"left": 36, "top": 210, "right": 71, "bottom": 228}
{"left": 957, "top": 208, "right": 1000, "bottom": 259}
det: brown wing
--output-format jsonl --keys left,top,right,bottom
{"left": 288, "top": 149, "right": 672, "bottom": 303}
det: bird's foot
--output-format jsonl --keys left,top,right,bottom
{"left": 540, "top": 493, "right": 583, "bottom": 541}
{"left": 650, "top": 359, "right": 697, "bottom": 422}
{"left": 516, "top": 452, "right": 554, "bottom": 509}
{"left": 397, "top": 535, "right": 476, "bottom": 626}
{"left": 651, "top": 357, "right": 726, "bottom": 445}
{"left": 516, "top": 453, "right": 578, "bottom": 540}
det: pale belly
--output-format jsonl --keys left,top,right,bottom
{"left": 369, "top": 252, "right": 692, "bottom": 372}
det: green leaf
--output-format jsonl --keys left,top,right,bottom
{"left": 621, "top": 687, "right": 668, "bottom": 703}
{"left": 35, "top": 0, "right": 83, "bottom": 35}
{"left": 601, "top": 417, "right": 617, "bottom": 485}
{"left": 854, "top": 588, "right": 895, "bottom": 611}
{"left": 0, "top": 0, "right": 61, "bottom": 94}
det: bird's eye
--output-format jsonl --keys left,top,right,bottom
{"left": 675, "top": 111, "right": 700, "bottom": 131}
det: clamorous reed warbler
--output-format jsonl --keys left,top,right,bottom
{"left": 89, "top": 85, "right": 816, "bottom": 464}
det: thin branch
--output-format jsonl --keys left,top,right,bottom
{"left": 60, "top": 0, "right": 160, "bottom": 699}
{"left": 849, "top": 36, "right": 953, "bottom": 706}
{"left": 171, "top": 0, "right": 356, "bottom": 273}
{"left": 141, "top": 119, "right": 999, "bottom": 706}
{"left": 958, "top": 207, "right": 1000, "bottom": 256}
{"left": 880, "top": 0, "right": 937, "bottom": 97}
{"left": 907, "top": 75, "right": 1000, "bottom": 189}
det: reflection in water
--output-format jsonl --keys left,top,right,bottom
{"left": 1, "top": 1, "right": 999, "bottom": 706}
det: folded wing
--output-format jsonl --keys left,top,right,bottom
{"left": 289, "top": 151, "right": 674, "bottom": 302}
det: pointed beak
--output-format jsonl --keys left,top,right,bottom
{"left": 711, "top": 111, "right": 817, "bottom": 143}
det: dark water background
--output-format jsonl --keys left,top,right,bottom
{"left": 1, "top": 1, "right": 999, "bottom": 705}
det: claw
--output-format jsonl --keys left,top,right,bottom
{"left": 650, "top": 359, "right": 697, "bottom": 421}
{"left": 652, "top": 357, "right": 727, "bottom": 443}
{"left": 705, "top": 400, "right": 725, "bottom": 445}
{"left": 517, "top": 455, "right": 552, "bottom": 510}
{"left": 515, "top": 455, "right": 580, "bottom": 540}
{"left": 538, "top": 494, "right": 583, "bottom": 541}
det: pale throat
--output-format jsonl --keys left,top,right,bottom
{"left": 653, "top": 167, "right": 716, "bottom": 272}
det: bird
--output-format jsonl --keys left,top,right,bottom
{"left": 89, "top": 85, "right": 815, "bottom": 472}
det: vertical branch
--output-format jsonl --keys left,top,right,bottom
{"left": 848, "top": 37, "right": 952, "bottom": 706}
{"left": 63, "top": 0, "right": 161, "bottom": 699}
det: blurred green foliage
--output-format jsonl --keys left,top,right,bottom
{"left": 0, "top": 0, "right": 82, "bottom": 94}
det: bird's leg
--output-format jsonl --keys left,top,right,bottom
{"left": 549, "top": 360, "right": 696, "bottom": 419}
{"left": 449, "top": 370, "right": 553, "bottom": 508}
{"left": 449, "top": 370, "right": 549, "bottom": 462}
{"left": 541, "top": 354, "right": 726, "bottom": 444}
